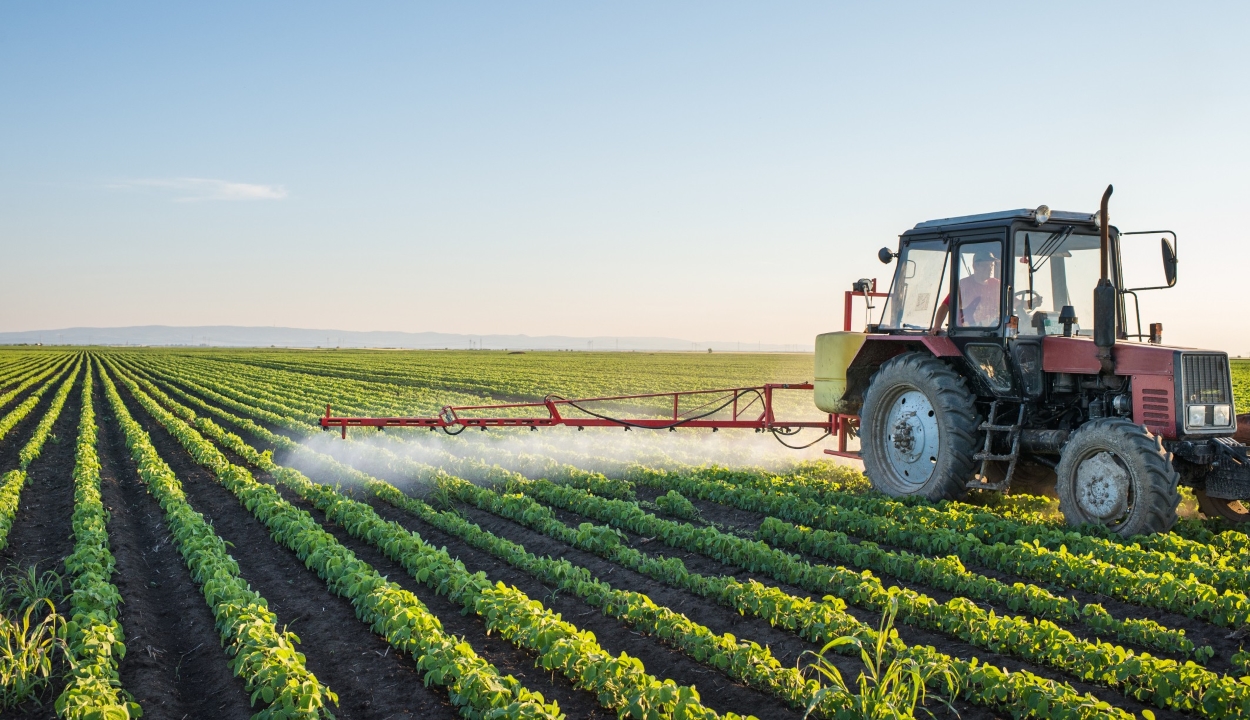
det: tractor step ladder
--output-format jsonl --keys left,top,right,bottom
{"left": 968, "top": 401, "right": 1026, "bottom": 491}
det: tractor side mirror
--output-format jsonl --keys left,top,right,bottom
{"left": 878, "top": 247, "right": 896, "bottom": 264}
{"left": 1161, "top": 238, "right": 1178, "bottom": 287}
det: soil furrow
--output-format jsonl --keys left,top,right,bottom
{"left": 94, "top": 380, "right": 254, "bottom": 720}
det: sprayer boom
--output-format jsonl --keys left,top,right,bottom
{"left": 321, "top": 383, "right": 855, "bottom": 449}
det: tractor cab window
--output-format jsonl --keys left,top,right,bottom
{"left": 1013, "top": 230, "right": 1102, "bottom": 336}
{"left": 953, "top": 242, "right": 1002, "bottom": 328}
{"left": 879, "top": 239, "right": 949, "bottom": 331}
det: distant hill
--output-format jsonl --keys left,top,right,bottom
{"left": 0, "top": 325, "right": 812, "bottom": 352}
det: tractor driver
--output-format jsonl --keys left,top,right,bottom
{"left": 930, "top": 248, "right": 1001, "bottom": 334}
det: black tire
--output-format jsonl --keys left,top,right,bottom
{"left": 1055, "top": 419, "right": 1180, "bottom": 536}
{"left": 860, "top": 352, "right": 980, "bottom": 501}
{"left": 1195, "top": 489, "right": 1250, "bottom": 524}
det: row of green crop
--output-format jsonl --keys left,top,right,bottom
{"left": 629, "top": 465, "right": 1250, "bottom": 630}
{"left": 55, "top": 364, "right": 139, "bottom": 719}
{"left": 520, "top": 479, "right": 1250, "bottom": 718}
{"left": 98, "top": 361, "right": 338, "bottom": 719}
{"left": 672, "top": 464, "right": 1250, "bottom": 594}
{"left": 109, "top": 358, "right": 741, "bottom": 720}
{"left": 0, "top": 357, "right": 81, "bottom": 549}
{"left": 123, "top": 358, "right": 1146, "bottom": 720}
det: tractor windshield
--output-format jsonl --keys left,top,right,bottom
{"left": 879, "top": 238, "right": 949, "bottom": 331}
{"left": 1013, "top": 230, "right": 1102, "bottom": 336}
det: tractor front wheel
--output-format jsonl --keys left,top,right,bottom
{"left": 1195, "top": 490, "right": 1250, "bottom": 524}
{"left": 1055, "top": 419, "right": 1180, "bottom": 536}
{"left": 860, "top": 353, "right": 980, "bottom": 502}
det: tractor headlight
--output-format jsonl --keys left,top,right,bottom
{"left": 1035, "top": 205, "right": 1051, "bottom": 225}
{"left": 1214, "top": 404, "right": 1232, "bottom": 427}
{"left": 1188, "top": 405, "right": 1207, "bottom": 427}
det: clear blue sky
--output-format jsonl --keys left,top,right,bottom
{"left": 2, "top": 2, "right": 1248, "bottom": 350}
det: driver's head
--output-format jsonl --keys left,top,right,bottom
{"left": 972, "top": 249, "right": 998, "bottom": 280}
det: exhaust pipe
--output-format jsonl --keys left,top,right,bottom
{"left": 1093, "top": 185, "right": 1116, "bottom": 373}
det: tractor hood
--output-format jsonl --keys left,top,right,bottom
{"left": 1041, "top": 336, "right": 1183, "bottom": 376}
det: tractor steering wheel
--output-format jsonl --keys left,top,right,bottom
{"left": 1013, "top": 289, "right": 1044, "bottom": 312}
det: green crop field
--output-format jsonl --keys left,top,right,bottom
{"left": 1232, "top": 360, "right": 1250, "bottom": 415}
{"left": 0, "top": 347, "right": 1247, "bottom": 720}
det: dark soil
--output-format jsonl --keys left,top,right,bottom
{"left": 95, "top": 379, "right": 255, "bottom": 720}
{"left": 112, "top": 370, "right": 458, "bottom": 719}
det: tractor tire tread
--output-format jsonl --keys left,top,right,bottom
{"left": 1056, "top": 418, "right": 1180, "bottom": 537}
{"left": 861, "top": 352, "right": 980, "bottom": 502}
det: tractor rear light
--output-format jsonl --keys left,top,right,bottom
{"left": 1189, "top": 405, "right": 1208, "bottom": 427}
{"left": 1214, "top": 404, "right": 1232, "bottom": 427}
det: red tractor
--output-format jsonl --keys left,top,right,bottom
{"left": 816, "top": 186, "right": 1247, "bottom": 535}
{"left": 322, "top": 186, "right": 1248, "bottom": 536}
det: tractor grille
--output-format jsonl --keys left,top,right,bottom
{"left": 1181, "top": 353, "right": 1232, "bottom": 405}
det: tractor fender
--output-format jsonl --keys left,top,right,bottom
{"left": 839, "top": 336, "right": 961, "bottom": 415}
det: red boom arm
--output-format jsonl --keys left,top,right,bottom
{"left": 322, "top": 383, "right": 839, "bottom": 435}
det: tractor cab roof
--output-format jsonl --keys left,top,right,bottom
{"left": 911, "top": 208, "right": 1098, "bottom": 231}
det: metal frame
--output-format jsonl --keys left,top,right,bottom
{"left": 321, "top": 383, "right": 833, "bottom": 438}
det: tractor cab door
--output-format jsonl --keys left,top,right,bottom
{"left": 945, "top": 232, "right": 1019, "bottom": 397}
{"left": 1007, "top": 226, "right": 1109, "bottom": 399}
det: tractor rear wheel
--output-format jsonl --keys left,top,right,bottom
{"left": 1195, "top": 490, "right": 1250, "bottom": 524}
{"left": 1055, "top": 419, "right": 1180, "bottom": 536}
{"left": 860, "top": 353, "right": 980, "bottom": 502}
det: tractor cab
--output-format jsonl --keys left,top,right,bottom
{"left": 876, "top": 207, "right": 1173, "bottom": 346}
{"left": 817, "top": 188, "right": 1249, "bottom": 536}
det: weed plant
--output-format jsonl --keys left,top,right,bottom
{"left": 0, "top": 564, "right": 68, "bottom": 708}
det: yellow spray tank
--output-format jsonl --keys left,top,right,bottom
{"left": 813, "top": 331, "right": 867, "bottom": 414}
